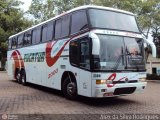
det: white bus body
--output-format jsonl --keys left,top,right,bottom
{"left": 7, "top": 5, "right": 154, "bottom": 99}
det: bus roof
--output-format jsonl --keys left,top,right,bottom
{"left": 9, "top": 5, "right": 134, "bottom": 39}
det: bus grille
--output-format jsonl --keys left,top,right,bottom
{"left": 113, "top": 87, "right": 136, "bottom": 95}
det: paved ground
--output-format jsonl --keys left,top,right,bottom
{"left": 0, "top": 71, "right": 160, "bottom": 119}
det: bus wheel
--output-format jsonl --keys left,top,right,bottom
{"left": 62, "top": 77, "right": 77, "bottom": 100}
{"left": 15, "top": 70, "right": 21, "bottom": 84}
{"left": 21, "top": 70, "right": 27, "bottom": 86}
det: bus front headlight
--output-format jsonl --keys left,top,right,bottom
{"left": 96, "top": 80, "right": 106, "bottom": 84}
{"left": 96, "top": 80, "right": 113, "bottom": 84}
{"left": 139, "top": 77, "right": 146, "bottom": 82}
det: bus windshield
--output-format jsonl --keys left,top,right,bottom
{"left": 93, "top": 35, "right": 145, "bottom": 71}
{"left": 89, "top": 9, "right": 140, "bottom": 33}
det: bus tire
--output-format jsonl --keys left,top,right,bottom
{"left": 62, "top": 77, "right": 77, "bottom": 100}
{"left": 21, "top": 70, "right": 27, "bottom": 86}
{"left": 15, "top": 69, "right": 21, "bottom": 84}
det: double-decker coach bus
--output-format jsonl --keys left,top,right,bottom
{"left": 7, "top": 5, "right": 156, "bottom": 99}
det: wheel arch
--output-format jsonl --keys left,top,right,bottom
{"left": 14, "top": 68, "right": 20, "bottom": 78}
{"left": 61, "top": 71, "right": 77, "bottom": 90}
{"left": 14, "top": 67, "right": 25, "bottom": 79}
{"left": 20, "top": 67, "right": 25, "bottom": 73}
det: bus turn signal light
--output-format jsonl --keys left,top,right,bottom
{"left": 96, "top": 80, "right": 113, "bottom": 84}
{"left": 96, "top": 80, "right": 106, "bottom": 84}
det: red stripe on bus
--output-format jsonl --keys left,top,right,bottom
{"left": 16, "top": 50, "right": 24, "bottom": 68}
{"left": 46, "top": 39, "right": 70, "bottom": 67}
{"left": 107, "top": 73, "right": 127, "bottom": 88}
{"left": 107, "top": 73, "right": 116, "bottom": 87}
{"left": 11, "top": 51, "right": 20, "bottom": 68}
{"left": 45, "top": 30, "right": 90, "bottom": 67}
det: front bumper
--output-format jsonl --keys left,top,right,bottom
{"left": 93, "top": 82, "right": 147, "bottom": 97}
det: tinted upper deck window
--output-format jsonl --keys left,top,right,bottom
{"left": 55, "top": 19, "right": 62, "bottom": 39}
{"left": 71, "top": 10, "right": 88, "bottom": 34}
{"left": 11, "top": 37, "right": 17, "bottom": 49}
{"left": 42, "top": 24, "right": 48, "bottom": 42}
{"left": 32, "top": 27, "right": 41, "bottom": 44}
{"left": 18, "top": 34, "right": 24, "bottom": 47}
{"left": 61, "top": 15, "right": 70, "bottom": 37}
{"left": 89, "top": 9, "right": 140, "bottom": 33}
{"left": 24, "top": 31, "right": 32, "bottom": 46}
{"left": 47, "top": 21, "right": 54, "bottom": 41}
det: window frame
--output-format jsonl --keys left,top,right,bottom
{"left": 42, "top": 24, "right": 48, "bottom": 42}
{"left": 47, "top": 21, "right": 55, "bottom": 41}
{"left": 8, "top": 8, "right": 92, "bottom": 50}
{"left": 55, "top": 18, "right": 62, "bottom": 40}
{"left": 17, "top": 34, "right": 24, "bottom": 48}
{"left": 8, "top": 39, "right": 12, "bottom": 49}
{"left": 61, "top": 14, "right": 70, "bottom": 38}
{"left": 36, "top": 26, "right": 42, "bottom": 43}
{"left": 24, "top": 30, "right": 32, "bottom": 46}
{"left": 79, "top": 39, "right": 91, "bottom": 70}
{"left": 69, "top": 40, "right": 80, "bottom": 66}
{"left": 70, "top": 10, "right": 89, "bottom": 36}
{"left": 32, "top": 26, "right": 42, "bottom": 45}
{"left": 87, "top": 8, "right": 140, "bottom": 33}
{"left": 32, "top": 29, "right": 37, "bottom": 45}
{"left": 69, "top": 36, "right": 92, "bottom": 71}
{"left": 11, "top": 37, "right": 17, "bottom": 49}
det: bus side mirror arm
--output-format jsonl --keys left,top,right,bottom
{"left": 143, "top": 37, "right": 157, "bottom": 58}
{"left": 89, "top": 32, "right": 100, "bottom": 55}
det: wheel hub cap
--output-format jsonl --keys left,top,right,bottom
{"left": 67, "top": 83, "right": 76, "bottom": 95}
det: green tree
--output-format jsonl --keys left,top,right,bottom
{"left": 28, "top": 0, "right": 55, "bottom": 23}
{"left": 52, "top": 0, "right": 91, "bottom": 14}
{"left": 54, "top": 0, "right": 75, "bottom": 14}
{"left": 28, "top": 0, "right": 92, "bottom": 23}
{"left": 138, "top": 0, "right": 160, "bottom": 39}
{"left": 0, "top": 0, "right": 32, "bottom": 70}
{"left": 92, "top": 0, "right": 142, "bottom": 13}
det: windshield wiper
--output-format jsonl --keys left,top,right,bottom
{"left": 113, "top": 47, "right": 143, "bottom": 71}
{"left": 113, "top": 47, "right": 125, "bottom": 70}
{"left": 113, "top": 54, "right": 124, "bottom": 70}
{"left": 125, "top": 48, "right": 143, "bottom": 71}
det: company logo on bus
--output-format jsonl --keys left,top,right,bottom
{"left": 45, "top": 39, "right": 70, "bottom": 67}
{"left": 24, "top": 52, "right": 45, "bottom": 62}
{"left": 107, "top": 73, "right": 127, "bottom": 87}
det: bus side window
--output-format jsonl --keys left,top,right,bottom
{"left": 42, "top": 24, "right": 48, "bottom": 42}
{"left": 61, "top": 15, "right": 70, "bottom": 38}
{"left": 47, "top": 21, "right": 54, "bottom": 41}
{"left": 70, "top": 40, "right": 79, "bottom": 65}
{"left": 32, "top": 29, "right": 37, "bottom": 44}
{"left": 24, "top": 31, "right": 32, "bottom": 46}
{"left": 55, "top": 18, "right": 62, "bottom": 39}
{"left": 18, "top": 34, "right": 24, "bottom": 48}
{"left": 71, "top": 10, "right": 88, "bottom": 35}
{"left": 32, "top": 27, "right": 41, "bottom": 45}
{"left": 11, "top": 37, "right": 17, "bottom": 49}
{"left": 80, "top": 38, "right": 90, "bottom": 69}
{"left": 8, "top": 39, "right": 12, "bottom": 49}
{"left": 36, "top": 27, "right": 42, "bottom": 43}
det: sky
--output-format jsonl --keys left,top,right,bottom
{"left": 19, "top": 0, "right": 32, "bottom": 12}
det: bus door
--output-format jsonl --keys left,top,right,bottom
{"left": 70, "top": 37, "right": 92, "bottom": 96}
{"left": 79, "top": 37, "right": 92, "bottom": 96}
